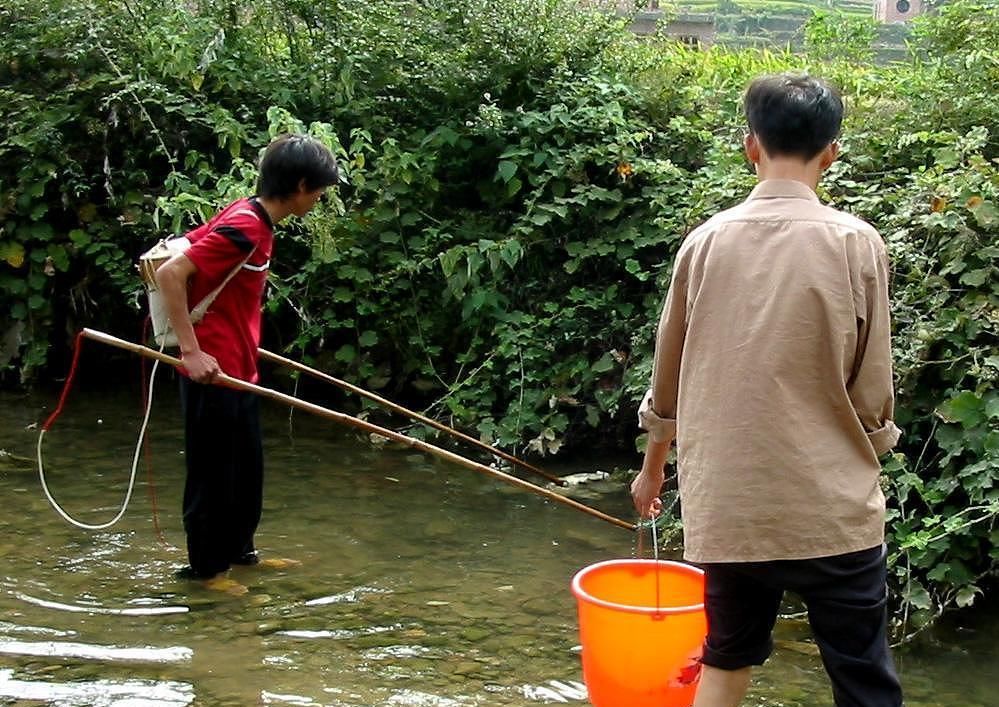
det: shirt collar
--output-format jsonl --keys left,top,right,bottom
{"left": 746, "top": 179, "right": 820, "bottom": 203}
{"left": 248, "top": 197, "right": 275, "bottom": 230}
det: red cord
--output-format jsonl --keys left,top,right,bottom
{"left": 43, "top": 326, "right": 171, "bottom": 546}
{"left": 41, "top": 331, "right": 85, "bottom": 432}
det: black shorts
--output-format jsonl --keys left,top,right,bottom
{"left": 700, "top": 545, "right": 903, "bottom": 707}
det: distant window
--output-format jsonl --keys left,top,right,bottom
{"left": 679, "top": 34, "right": 700, "bottom": 47}
{"left": 896, "top": 0, "right": 911, "bottom": 12}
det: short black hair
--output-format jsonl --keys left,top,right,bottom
{"left": 743, "top": 74, "right": 843, "bottom": 161}
{"left": 256, "top": 134, "right": 340, "bottom": 200}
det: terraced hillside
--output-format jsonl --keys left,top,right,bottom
{"left": 677, "top": 0, "right": 874, "bottom": 18}
{"left": 660, "top": 0, "right": 913, "bottom": 59}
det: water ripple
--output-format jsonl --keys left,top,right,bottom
{"left": 304, "top": 585, "right": 388, "bottom": 606}
{"left": 278, "top": 623, "right": 402, "bottom": 640}
{"left": 361, "top": 644, "right": 436, "bottom": 660}
{"left": 16, "top": 592, "right": 189, "bottom": 616}
{"left": 0, "top": 667, "right": 194, "bottom": 706}
{"left": 384, "top": 689, "right": 470, "bottom": 706}
{"left": 0, "top": 639, "right": 192, "bottom": 663}
{"left": 521, "top": 679, "right": 588, "bottom": 703}
{"left": 0, "top": 620, "right": 75, "bottom": 638}
{"left": 260, "top": 690, "right": 322, "bottom": 705}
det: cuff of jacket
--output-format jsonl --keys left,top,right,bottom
{"left": 638, "top": 389, "right": 677, "bottom": 445}
{"left": 868, "top": 420, "right": 902, "bottom": 457}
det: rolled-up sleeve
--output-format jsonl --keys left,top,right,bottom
{"left": 639, "top": 388, "right": 675, "bottom": 444}
{"left": 638, "top": 250, "right": 690, "bottom": 446}
{"left": 848, "top": 235, "right": 902, "bottom": 457}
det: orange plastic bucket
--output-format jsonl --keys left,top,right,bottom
{"left": 571, "top": 559, "right": 707, "bottom": 707}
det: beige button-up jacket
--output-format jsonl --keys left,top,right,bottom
{"left": 640, "top": 179, "right": 900, "bottom": 563}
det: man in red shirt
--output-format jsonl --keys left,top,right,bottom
{"left": 156, "top": 134, "right": 338, "bottom": 593}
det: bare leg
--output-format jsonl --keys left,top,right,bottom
{"left": 692, "top": 665, "right": 752, "bottom": 707}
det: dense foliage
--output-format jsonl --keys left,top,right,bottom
{"left": 1, "top": 0, "right": 996, "bottom": 637}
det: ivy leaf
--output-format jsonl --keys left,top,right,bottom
{"left": 28, "top": 223, "right": 53, "bottom": 241}
{"left": 353, "top": 267, "right": 373, "bottom": 283}
{"left": 591, "top": 352, "right": 616, "bottom": 373}
{"left": 499, "top": 240, "right": 522, "bottom": 269}
{"left": 496, "top": 161, "right": 517, "bottom": 184}
{"left": 434, "top": 126, "right": 459, "bottom": 146}
{"left": 334, "top": 344, "right": 356, "bottom": 363}
{"left": 970, "top": 199, "right": 998, "bottom": 227}
{"left": 936, "top": 391, "right": 985, "bottom": 428}
{"left": 933, "top": 147, "right": 960, "bottom": 169}
{"left": 959, "top": 268, "right": 991, "bottom": 286}
{"left": 68, "top": 229, "right": 90, "bottom": 246}
{"left": 438, "top": 248, "right": 462, "bottom": 278}
{"left": 904, "top": 581, "right": 932, "bottom": 611}
{"left": 46, "top": 245, "right": 70, "bottom": 272}
{"left": 986, "top": 395, "right": 999, "bottom": 420}
{"left": 1, "top": 242, "right": 25, "bottom": 268}
{"left": 927, "top": 563, "right": 950, "bottom": 581}
{"left": 539, "top": 203, "right": 568, "bottom": 219}
{"left": 984, "top": 432, "right": 999, "bottom": 456}
{"left": 955, "top": 585, "right": 979, "bottom": 608}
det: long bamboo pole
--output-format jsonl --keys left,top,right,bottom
{"left": 82, "top": 329, "right": 635, "bottom": 532}
{"left": 257, "top": 347, "right": 566, "bottom": 486}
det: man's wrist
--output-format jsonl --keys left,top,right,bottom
{"left": 638, "top": 464, "right": 666, "bottom": 480}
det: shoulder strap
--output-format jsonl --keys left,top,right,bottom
{"left": 189, "top": 206, "right": 262, "bottom": 322}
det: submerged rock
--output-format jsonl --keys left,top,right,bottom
{"left": 558, "top": 471, "right": 610, "bottom": 486}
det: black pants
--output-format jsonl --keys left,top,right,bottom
{"left": 701, "top": 545, "right": 903, "bottom": 707}
{"left": 179, "top": 378, "right": 263, "bottom": 578}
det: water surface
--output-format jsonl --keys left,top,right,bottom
{"left": 0, "top": 385, "right": 995, "bottom": 706}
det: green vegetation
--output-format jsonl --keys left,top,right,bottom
{"left": 1, "top": 0, "right": 996, "bottom": 638}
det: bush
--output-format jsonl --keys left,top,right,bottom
{"left": 1, "top": 0, "right": 996, "bottom": 636}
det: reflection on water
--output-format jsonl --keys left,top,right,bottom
{"left": 0, "top": 387, "right": 997, "bottom": 706}
{"left": 0, "top": 667, "right": 194, "bottom": 706}
{"left": 16, "top": 593, "right": 189, "bottom": 616}
{"left": 0, "top": 639, "right": 191, "bottom": 663}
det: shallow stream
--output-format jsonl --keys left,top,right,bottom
{"left": 0, "top": 384, "right": 995, "bottom": 706}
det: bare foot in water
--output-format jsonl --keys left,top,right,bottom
{"left": 202, "top": 574, "right": 249, "bottom": 596}
{"left": 256, "top": 557, "right": 302, "bottom": 570}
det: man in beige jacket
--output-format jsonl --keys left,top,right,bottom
{"left": 631, "top": 74, "right": 903, "bottom": 707}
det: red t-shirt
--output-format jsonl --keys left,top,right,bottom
{"left": 183, "top": 197, "right": 273, "bottom": 382}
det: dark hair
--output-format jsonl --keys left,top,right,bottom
{"left": 743, "top": 74, "right": 843, "bottom": 161}
{"left": 256, "top": 134, "right": 339, "bottom": 200}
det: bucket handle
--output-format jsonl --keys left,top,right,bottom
{"left": 635, "top": 514, "right": 664, "bottom": 618}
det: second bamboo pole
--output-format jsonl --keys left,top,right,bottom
{"left": 81, "top": 329, "right": 636, "bottom": 532}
